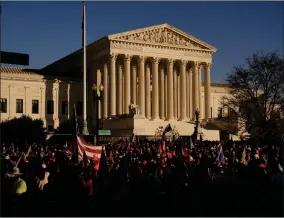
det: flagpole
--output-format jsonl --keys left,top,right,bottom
{"left": 81, "top": 1, "right": 89, "bottom": 135}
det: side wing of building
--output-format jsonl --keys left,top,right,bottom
{"left": 0, "top": 67, "right": 83, "bottom": 131}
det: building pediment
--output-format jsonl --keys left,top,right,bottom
{"left": 108, "top": 23, "right": 217, "bottom": 52}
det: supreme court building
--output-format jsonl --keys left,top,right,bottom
{"left": 0, "top": 24, "right": 233, "bottom": 140}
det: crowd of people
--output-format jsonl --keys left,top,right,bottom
{"left": 1, "top": 137, "right": 283, "bottom": 216}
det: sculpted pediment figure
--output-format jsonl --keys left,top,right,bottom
{"left": 108, "top": 23, "right": 217, "bottom": 52}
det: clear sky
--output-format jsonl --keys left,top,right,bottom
{"left": 2, "top": 1, "right": 283, "bottom": 82}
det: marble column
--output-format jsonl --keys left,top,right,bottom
{"left": 152, "top": 57, "right": 159, "bottom": 120}
{"left": 189, "top": 69, "right": 193, "bottom": 120}
{"left": 159, "top": 65, "right": 165, "bottom": 120}
{"left": 167, "top": 59, "right": 174, "bottom": 120}
{"left": 131, "top": 64, "right": 137, "bottom": 105}
{"left": 177, "top": 74, "right": 180, "bottom": 119}
{"left": 145, "top": 63, "right": 151, "bottom": 119}
{"left": 138, "top": 56, "right": 145, "bottom": 117}
{"left": 124, "top": 54, "right": 131, "bottom": 114}
{"left": 122, "top": 74, "right": 124, "bottom": 112}
{"left": 199, "top": 65, "right": 203, "bottom": 118}
{"left": 164, "top": 73, "right": 167, "bottom": 118}
{"left": 103, "top": 63, "right": 108, "bottom": 119}
{"left": 193, "top": 61, "right": 199, "bottom": 117}
{"left": 110, "top": 54, "right": 117, "bottom": 116}
{"left": 117, "top": 64, "right": 123, "bottom": 115}
{"left": 180, "top": 60, "right": 187, "bottom": 121}
{"left": 204, "top": 63, "right": 211, "bottom": 120}
{"left": 186, "top": 71, "right": 189, "bottom": 120}
{"left": 173, "top": 68, "right": 177, "bottom": 119}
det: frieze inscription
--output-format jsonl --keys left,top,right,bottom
{"left": 112, "top": 43, "right": 144, "bottom": 51}
{"left": 112, "top": 41, "right": 212, "bottom": 59}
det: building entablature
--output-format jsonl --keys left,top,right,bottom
{"left": 86, "top": 24, "right": 216, "bottom": 64}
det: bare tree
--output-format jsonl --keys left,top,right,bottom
{"left": 222, "top": 52, "right": 284, "bottom": 140}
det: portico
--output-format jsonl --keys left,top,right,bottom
{"left": 87, "top": 24, "right": 217, "bottom": 137}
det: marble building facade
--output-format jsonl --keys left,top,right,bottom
{"left": 1, "top": 24, "right": 233, "bottom": 140}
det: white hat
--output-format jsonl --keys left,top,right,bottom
{"left": 7, "top": 167, "right": 23, "bottom": 177}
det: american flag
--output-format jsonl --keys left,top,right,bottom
{"left": 77, "top": 135, "right": 103, "bottom": 170}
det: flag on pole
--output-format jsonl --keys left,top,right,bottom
{"left": 241, "top": 146, "right": 247, "bottom": 163}
{"left": 26, "top": 146, "right": 32, "bottom": 157}
{"left": 77, "top": 135, "right": 103, "bottom": 170}
{"left": 161, "top": 125, "right": 172, "bottom": 151}
{"left": 189, "top": 136, "right": 195, "bottom": 152}
{"left": 130, "top": 133, "right": 136, "bottom": 144}
{"left": 216, "top": 144, "right": 225, "bottom": 164}
{"left": 163, "top": 124, "right": 172, "bottom": 135}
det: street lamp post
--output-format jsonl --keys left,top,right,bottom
{"left": 92, "top": 83, "right": 104, "bottom": 144}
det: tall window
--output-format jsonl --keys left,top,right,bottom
{"left": 210, "top": 107, "right": 213, "bottom": 118}
{"left": 32, "top": 100, "right": 39, "bottom": 114}
{"left": 218, "top": 107, "right": 223, "bottom": 119}
{"left": 47, "top": 100, "right": 54, "bottom": 114}
{"left": 62, "top": 101, "right": 68, "bottom": 115}
{"left": 16, "top": 99, "right": 23, "bottom": 113}
{"left": 0, "top": 98, "right": 7, "bottom": 113}
{"left": 76, "top": 101, "right": 83, "bottom": 115}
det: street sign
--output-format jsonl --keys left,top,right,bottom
{"left": 98, "top": 130, "right": 111, "bottom": 136}
{"left": 1, "top": 51, "right": 29, "bottom": 66}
